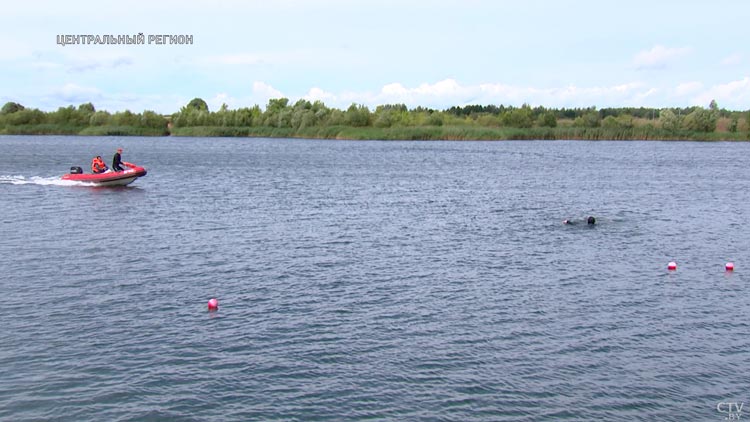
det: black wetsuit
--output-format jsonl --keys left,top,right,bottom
{"left": 112, "top": 152, "right": 124, "bottom": 171}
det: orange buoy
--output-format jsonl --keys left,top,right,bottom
{"left": 667, "top": 261, "right": 677, "bottom": 271}
{"left": 208, "top": 298, "right": 219, "bottom": 311}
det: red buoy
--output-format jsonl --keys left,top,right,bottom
{"left": 726, "top": 262, "right": 735, "bottom": 272}
{"left": 208, "top": 298, "right": 219, "bottom": 311}
{"left": 667, "top": 261, "right": 677, "bottom": 271}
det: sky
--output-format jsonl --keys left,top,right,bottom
{"left": 0, "top": 0, "right": 748, "bottom": 113}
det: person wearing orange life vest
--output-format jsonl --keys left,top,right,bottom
{"left": 91, "top": 156, "right": 108, "bottom": 174}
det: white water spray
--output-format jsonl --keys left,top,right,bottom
{"left": 0, "top": 175, "right": 96, "bottom": 187}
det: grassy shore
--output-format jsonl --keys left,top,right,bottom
{"left": 0, "top": 124, "right": 168, "bottom": 137}
{"left": 2, "top": 123, "right": 749, "bottom": 141}
{"left": 170, "top": 125, "right": 750, "bottom": 141}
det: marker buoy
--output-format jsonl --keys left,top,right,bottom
{"left": 667, "top": 261, "right": 677, "bottom": 271}
{"left": 208, "top": 298, "right": 219, "bottom": 311}
{"left": 726, "top": 262, "right": 734, "bottom": 272}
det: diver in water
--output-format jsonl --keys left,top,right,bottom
{"left": 563, "top": 216, "right": 596, "bottom": 225}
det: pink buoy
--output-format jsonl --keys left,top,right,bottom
{"left": 726, "top": 262, "right": 734, "bottom": 272}
{"left": 207, "top": 298, "right": 219, "bottom": 311}
{"left": 667, "top": 261, "right": 677, "bottom": 271}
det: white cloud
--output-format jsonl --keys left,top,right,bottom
{"left": 202, "top": 48, "right": 359, "bottom": 68}
{"left": 304, "top": 87, "right": 338, "bottom": 104}
{"left": 721, "top": 53, "right": 742, "bottom": 66}
{"left": 691, "top": 77, "right": 750, "bottom": 107}
{"left": 25, "top": 50, "right": 135, "bottom": 73}
{"left": 67, "top": 55, "right": 134, "bottom": 72}
{"left": 208, "top": 93, "right": 238, "bottom": 111}
{"left": 0, "top": 39, "right": 32, "bottom": 61}
{"left": 255, "top": 79, "right": 657, "bottom": 109}
{"left": 675, "top": 81, "right": 703, "bottom": 96}
{"left": 53, "top": 83, "right": 102, "bottom": 103}
{"left": 251, "top": 81, "right": 285, "bottom": 106}
{"left": 208, "top": 53, "right": 266, "bottom": 66}
{"left": 35, "top": 83, "right": 185, "bottom": 113}
{"left": 28, "top": 77, "right": 750, "bottom": 114}
{"left": 252, "top": 81, "right": 283, "bottom": 98}
{"left": 632, "top": 88, "right": 658, "bottom": 104}
{"left": 31, "top": 61, "right": 64, "bottom": 71}
{"left": 633, "top": 45, "right": 691, "bottom": 69}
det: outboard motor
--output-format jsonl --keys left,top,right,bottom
{"left": 70, "top": 166, "right": 83, "bottom": 174}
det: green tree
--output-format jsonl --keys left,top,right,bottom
{"left": 291, "top": 108, "right": 316, "bottom": 130}
{"left": 266, "top": 98, "right": 290, "bottom": 113}
{"left": 326, "top": 109, "right": 346, "bottom": 126}
{"left": 50, "top": 106, "right": 86, "bottom": 125}
{"left": 263, "top": 98, "right": 291, "bottom": 127}
{"left": 619, "top": 115, "right": 634, "bottom": 128}
{"left": 682, "top": 107, "right": 717, "bottom": 132}
{"left": 233, "top": 105, "right": 261, "bottom": 127}
{"left": 293, "top": 99, "right": 312, "bottom": 111}
{"left": 729, "top": 117, "right": 738, "bottom": 133}
{"left": 427, "top": 112, "right": 444, "bottom": 126}
{"left": 477, "top": 114, "right": 501, "bottom": 127}
{"left": 502, "top": 106, "right": 533, "bottom": 128}
{"left": 536, "top": 112, "right": 557, "bottom": 128}
{"left": 89, "top": 111, "right": 111, "bottom": 126}
{"left": 582, "top": 111, "right": 601, "bottom": 128}
{"left": 112, "top": 110, "right": 139, "bottom": 126}
{"left": 231, "top": 108, "right": 251, "bottom": 126}
{"left": 601, "top": 115, "right": 619, "bottom": 129}
{"left": 78, "top": 102, "right": 95, "bottom": 114}
{"left": 186, "top": 98, "right": 209, "bottom": 112}
{"left": 659, "top": 109, "right": 680, "bottom": 132}
{"left": 6, "top": 108, "right": 45, "bottom": 125}
{"left": 1, "top": 102, "right": 25, "bottom": 115}
{"left": 140, "top": 110, "right": 167, "bottom": 129}
{"left": 345, "top": 104, "right": 371, "bottom": 127}
{"left": 373, "top": 111, "right": 394, "bottom": 128}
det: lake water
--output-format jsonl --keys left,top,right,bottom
{"left": 1, "top": 135, "right": 749, "bottom": 421}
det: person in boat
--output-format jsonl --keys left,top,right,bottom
{"left": 112, "top": 148, "right": 125, "bottom": 172}
{"left": 91, "top": 156, "right": 108, "bottom": 174}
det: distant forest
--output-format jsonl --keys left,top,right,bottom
{"left": 1, "top": 98, "right": 748, "bottom": 140}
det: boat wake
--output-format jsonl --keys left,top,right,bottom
{"left": 0, "top": 175, "right": 94, "bottom": 186}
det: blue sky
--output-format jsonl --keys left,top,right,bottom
{"left": 1, "top": 0, "right": 748, "bottom": 113}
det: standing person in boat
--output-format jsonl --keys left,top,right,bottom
{"left": 112, "top": 148, "right": 125, "bottom": 172}
{"left": 91, "top": 156, "right": 108, "bottom": 174}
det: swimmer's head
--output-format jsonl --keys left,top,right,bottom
{"left": 587, "top": 216, "right": 596, "bottom": 225}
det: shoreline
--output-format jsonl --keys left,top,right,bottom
{"left": 1, "top": 124, "right": 748, "bottom": 141}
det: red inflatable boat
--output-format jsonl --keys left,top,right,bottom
{"left": 62, "top": 162, "right": 147, "bottom": 186}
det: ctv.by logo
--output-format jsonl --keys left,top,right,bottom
{"left": 717, "top": 402, "right": 744, "bottom": 420}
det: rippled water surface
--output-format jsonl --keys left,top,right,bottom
{"left": 1, "top": 135, "right": 749, "bottom": 421}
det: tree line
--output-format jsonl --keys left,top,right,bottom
{"left": 167, "top": 97, "right": 747, "bottom": 133}
{"left": 1, "top": 98, "right": 749, "bottom": 139}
